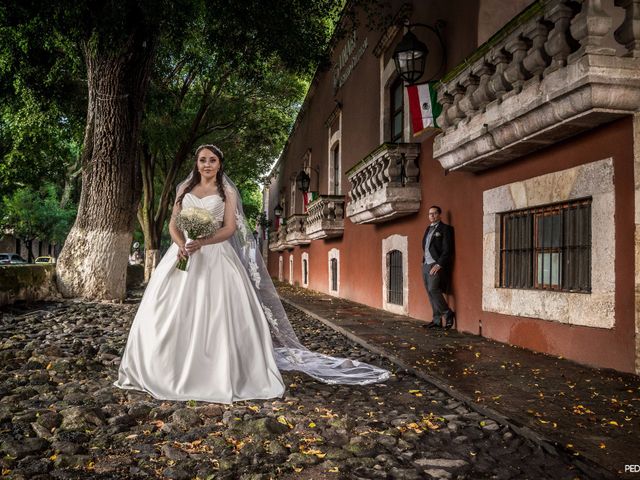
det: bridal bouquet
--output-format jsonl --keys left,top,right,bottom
{"left": 175, "top": 207, "right": 219, "bottom": 271}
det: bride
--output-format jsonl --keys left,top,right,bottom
{"left": 115, "top": 145, "right": 388, "bottom": 403}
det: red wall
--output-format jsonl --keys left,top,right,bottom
{"left": 269, "top": 118, "right": 636, "bottom": 373}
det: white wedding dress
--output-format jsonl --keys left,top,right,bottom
{"left": 115, "top": 192, "right": 286, "bottom": 403}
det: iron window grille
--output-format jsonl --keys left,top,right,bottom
{"left": 499, "top": 198, "right": 592, "bottom": 293}
{"left": 330, "top": 258, "right": 338, "bottom": 292}
{"left": 387, "top": 249, "right": 403, "bottom": 305}
{"left": 303, "top": 259, "right": 308, "bottom": 285}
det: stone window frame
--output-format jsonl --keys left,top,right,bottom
{"left": 301, "top": 252, "right": 309, "bottom": 288}
{"left": 382, "top": 234, "right": 408, "bottom": 315}
{"left": 278, "top": 255, "right": 284, "bottom": 282}
{"left": 483, "top": 158, "right": 615, "bottom": 329}
{"left": 328, "top": 248, "right": 340, "bottom": 295}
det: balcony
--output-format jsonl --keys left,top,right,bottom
{"left": 434, "top": 0, "right": 640, "bottom": 172}
{"left": 268, "top": 231, "right": 279, "bottom": 252}
{"left": 305, "top": 195, "right": 345, "bottom": 239}
{"left": 277, "top": 226, "right": 292, "bottom": 250}
{"left": 346, "top": 142, "right": 421, "bottom": 224}
{"left": 285, "top": 214, "right": 311, "bottom": 246}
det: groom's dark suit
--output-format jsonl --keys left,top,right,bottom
{"left": 421, "top": 221, "right": 454, "bottom": 326}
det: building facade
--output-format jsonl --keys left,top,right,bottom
{"left": 264, "top": 0, "right": 640, "bottom": 374}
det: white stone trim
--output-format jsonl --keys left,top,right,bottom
{"left": 301, "top": 252, "right": 309, "bottom": 288}
{"left": 328, "top": 248, "right": 340, "bottom": 295}
{"left": 278, "top": 255, "right": 284, "bottom": 282}
{"left": 382, "top": 234, "right": 409, "bottom": 315}
{"left": 482, "top": 158, "right": 615, "bottom": 329}
{"left": 289, "top": 255, "right": 294, "bottom": 285}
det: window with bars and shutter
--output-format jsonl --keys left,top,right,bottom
{"left": 390, "top": 78, "right": 404, "bottom": 143}
{"left": 500, "top": 199, "right": 591, "bottom": 293}
{"left": 331, "top": 143, "right": 340, "bottom": 195}
{"left": 387, "top": 250, "right": 403, "bottom": 305}
{"left": 330, "top": 258, "right": 338, "bottom": 292}
{"left": 303, "top": 259, "right": 308, "bottom": 285}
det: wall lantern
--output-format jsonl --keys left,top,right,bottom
{"left": 295, "top": 170, "right": 311, "bottom": 193}
{"left": 393, "top": 20, "right": 446, "bottom": 84}
{"left": 273, "top": 204, "right": 283, "bottom": 217}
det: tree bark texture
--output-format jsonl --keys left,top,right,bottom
{"left": 57, "top": 36, "right": 155, "bottom": 300}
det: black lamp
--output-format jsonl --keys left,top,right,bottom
{"left": 273, "top": 203, "right": 283, "bottom": 217}
{"left": 393, "top": 21, "right": 446, "bottom": 85}
{"left": 295, "top": 170, "right": 311, "bottom": 193}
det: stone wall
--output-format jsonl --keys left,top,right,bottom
{"left": 0, "top": 264, "right": 146, "bottom": 306}
{"left": 0, "top": 265, "right": 59, "bottom": 306}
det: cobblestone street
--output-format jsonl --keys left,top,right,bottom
{"left": 0, "top": 293, "right": 607, "bottom": 479}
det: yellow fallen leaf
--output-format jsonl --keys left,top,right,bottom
{"left": 49, "top": 454, "right": 57, "bottom": 461}
{"left": 328, "top": 466, "right": 339, "bottom": 472}
{"left": 293, "top": 466, "right": 303, "bottom": 473}
{"left": 308, "top": 422, "right": 316, "bottom": 428}
{"left": 599, "top": 442, "right": 606, "bottom": 449}
{"left": 248, "top": 405, "right": 260, "bottom": 412}
{"left": 608, "top": 420, "right": 619, "bottom": 426}
{"left": 475, "top": 352, "right": 481, "bottom": 358}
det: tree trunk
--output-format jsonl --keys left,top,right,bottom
{"left": 144, "top": 249, "right": 160, "bottom": 282}
{"left": 56, "top": 36, "right": 155, "bottom": 300}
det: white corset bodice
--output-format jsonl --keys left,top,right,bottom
{"left": 183, "top": 192, "right": 225, "bottom": 222}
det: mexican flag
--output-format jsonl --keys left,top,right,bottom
{"left": 406, "top": 81, "right": 442, "bottom": 136}
{"left": 303, "top": 191, "right": 318, "bottom": 212}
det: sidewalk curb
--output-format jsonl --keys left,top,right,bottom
{"left": 282, "top": 297, "right": 617, "bottom": 480}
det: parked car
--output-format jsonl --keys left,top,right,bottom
{"left": 0, "top": 253, "right": 28, "bottom": 264}
{"left": 35, "top": 256, "right": 56, "bottom": 264}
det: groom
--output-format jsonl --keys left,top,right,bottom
{"left": 421, "top": 205, "right": 455, "bottom": 329}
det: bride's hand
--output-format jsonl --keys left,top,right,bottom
{"left": 177, "top": 244, "right": 189, "bottom": 260}
{"left": 185, "top": 239, "right": 202, "bottom": 255}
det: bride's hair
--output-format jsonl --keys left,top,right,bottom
{"left": 176, "top": 145, "right": 226, "bottom": 205}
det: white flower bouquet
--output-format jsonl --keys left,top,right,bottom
{"left": 175, "top": 207, "right": 219, "bottom": 271}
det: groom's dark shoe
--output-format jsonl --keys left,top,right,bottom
{"left": 444, "top": 312, "right": 455, "bottom": 330}
{"left": 423, "top": 321, "right": 441, "bottom": 329}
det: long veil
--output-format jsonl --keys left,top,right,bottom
{"left": 176, "top": 171, "right": 389, "bottom": 385}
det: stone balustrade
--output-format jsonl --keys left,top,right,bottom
{"left": 434, "top": 0, "right": 640, "bottom": 172}
{"left": 277, "top": 226, "right": 291, "bottom": 251}
{"left": 305, "top": 195, "right": 345, "bottom": 240}
{"left": 346, "top": 142, "right": 421, "bottom": 224}
{"left": 268, "top": 231, "right": 280, "bottom": 252}
{"left": 285, "top": 214, "right": 311, "bottom": 246}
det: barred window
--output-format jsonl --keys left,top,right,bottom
{"left": 387, "top": 250, "right": 403, "bottom": 305}
{"left": 303, "top": 259, "right": 308, "bottom": 285}
{"left": 330, "top": 258, "right": 338, "bottom": 292}
{"left": 500, "top": 199, "right": 591, "bottom": 292}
